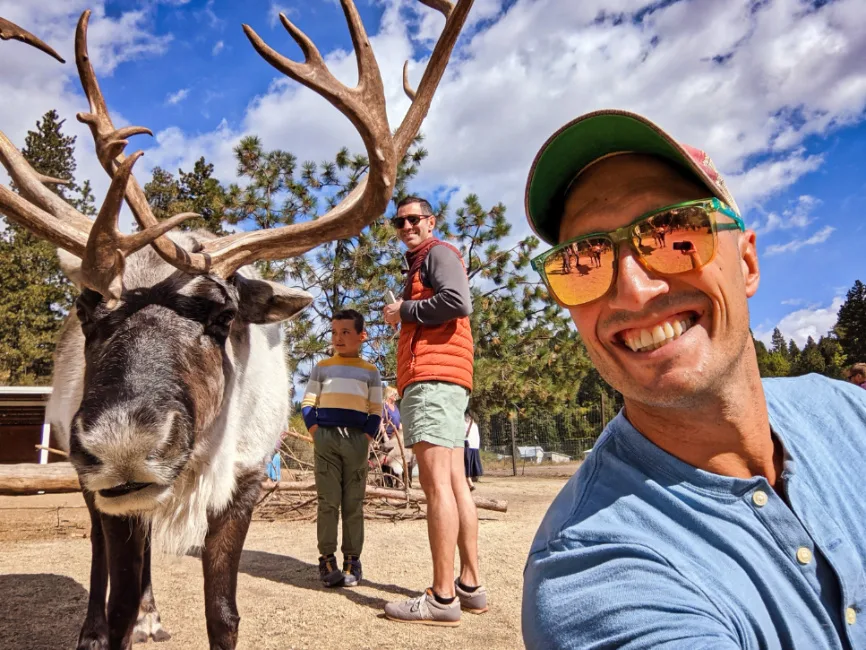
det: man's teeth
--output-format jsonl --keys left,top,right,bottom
{"left": 624, "top": 318, "right": 693, "bottom": 352}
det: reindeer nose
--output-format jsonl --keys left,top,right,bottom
{"left": 98, "top": 481, "right": 153, "bottom": 499}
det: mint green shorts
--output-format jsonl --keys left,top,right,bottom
{"left": 401, "top": 381, "right": 470, "bottom": 449}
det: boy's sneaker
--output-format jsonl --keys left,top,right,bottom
{"left": 455, "top": 579, "right": 489, "bottom": 614}
{"left": 384, "top": 589, "right": 461, "bottom": 627}
{"left": 342, "top": 555, "right": 362, "bottom": 588}
{"left": 318, "top": 554, "right": 343, "bottom": 588}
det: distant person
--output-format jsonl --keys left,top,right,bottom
{"left": 383, "top": 195, "right": 487, "bottom": 625}
{"left": 302, "top": 309, "right": 382, "bottom": 589}
{"left": 463, "top": 413, "right": 483, "bottom": 490}
{"left": 521, "top": 109, "right": 866, "bottom": 648}
{"left": 847, "top": 362, "right": 866, "bottom": 389}
{"left": 381, "top": 385, "right": 401, "bottom": 440}
{"left": 266, "top": 431, "right": 287, "bottom": 481}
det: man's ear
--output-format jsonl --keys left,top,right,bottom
{"left": 232, "top": 275, "right": 313, "bottom": 324}
{"left": 360, "top": 330, "right": 369, "bottom": 343}
{"left": 740, "top": 229, "right": 760, "bottom": 298}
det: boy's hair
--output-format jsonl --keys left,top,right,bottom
{"left": 331, "top": 309, "right": 365, "bottom": 334}
{"left": 396, "top": 195, "right": 433, "bottom": 215}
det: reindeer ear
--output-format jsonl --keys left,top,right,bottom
{"left": 57, "top": 248, "right": 85, "bottom": 288}
{"left": 232, "top": 275, "right": 313, "bottom": 324}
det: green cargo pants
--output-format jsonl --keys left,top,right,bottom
{"left": 313, "top": 426, "right": 370, "bottom": 557}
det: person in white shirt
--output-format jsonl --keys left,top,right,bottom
{"left": 463, "top": 412, "right": 482, "bottom": 490}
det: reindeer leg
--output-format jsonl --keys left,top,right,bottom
{"left": 202, "top": 469, "right": 261, "bottom": 650}
{"left": 102, "top": 514, "right": 147, "bottom": 650}
{"left": 77, "top": 491, "right": 109, "bottom": 650}
{"left": 132, "top": 528, "right": 171, "bottom": 643}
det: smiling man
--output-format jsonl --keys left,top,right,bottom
{"left": 521, "top": 110, "right": 866, "bottom": 649}
{"left": 382, "top": 196, "right": 485, "bottom": 626}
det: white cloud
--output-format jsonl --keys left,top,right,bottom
{"left": 757, "top": 194, "right": 821, "bottom": 233}
{"left": 755, "top": 297, "right": 844, "bottom": 347}
{"left": 764, "top": 225, "right": 834, "bottom": 256}
{"left": 781, "top": 298, "right": 805, "bottom": 306}
{"left": 267, "top": 2, "right": 296, "bottom": 28}
{"left": 212, "top": 40, "right": 224, "bottom": 56}
{"left": 165, "top": 88, "right": 190, "bottom": 105}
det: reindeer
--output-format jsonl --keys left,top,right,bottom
{"left": 0, "top": 3, "right": 473, "bottom": 649}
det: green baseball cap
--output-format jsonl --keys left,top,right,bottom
{"left": 524, "top": 109, "right": 740, "bottom": 245}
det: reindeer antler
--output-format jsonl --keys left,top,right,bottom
{"left": 0, "top": 16, "right": 65, "bottom": 62}
{"left": 0, "top": 17, "right": 200, "bottom": 301}
{"left": 0, "top": 2, "right": 473, "bottom": 293}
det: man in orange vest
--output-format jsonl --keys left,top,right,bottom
{"left": 382, "top": 196, "right": 487, "bottom": 626}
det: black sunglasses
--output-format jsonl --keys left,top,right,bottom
{"left": 390, "top": 214, "right": 432, "bottom": 229}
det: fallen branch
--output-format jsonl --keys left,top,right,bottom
{"left": 35, "top": 445, "right": 70, "bottom": 458}
{"left": 1, "top": 464, "right": 508, "bottom": 512}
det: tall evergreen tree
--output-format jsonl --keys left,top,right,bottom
{"left": 0, "top": 110, "right": 94, "bottom": 385}
{"left": 791, "top": 336, "right": 825, "bottom": 376}
{"left": 144, "top": 157, "right": 228, "bottom": 234}
{"left": 836, "top": 280, "right": 866, "bottom": 363}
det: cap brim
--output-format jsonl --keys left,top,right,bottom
{"left": 525, "top": 110, "right": 724, "bottom": 245}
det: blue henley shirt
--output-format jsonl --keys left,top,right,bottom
{"left": 523, "top": 375, "right": 866, "bottom": 649}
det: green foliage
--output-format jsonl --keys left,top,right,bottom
{"left": 836, "top": 280, "right": 866, "bottom": 364}
{"left": 144, "top": 157, "right": 228, "bottom": 234}
{"left": 0, "top": 110, "right": 92, "bottom": 385}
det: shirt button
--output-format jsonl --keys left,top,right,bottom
{"left": 847, "top": 607, "right": 857, "bottom": 625}
{"left": 796, "top": 547, "right": 813, "bottom": 565}
{"left": 752, "top": 490, "right": 768, "bottom": 507}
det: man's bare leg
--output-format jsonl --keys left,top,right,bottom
{"left": 451, "top": 446, "right": 481, "bottom": 587}
{"left": 415, "top": 441, "right": 459, "bottom": 598}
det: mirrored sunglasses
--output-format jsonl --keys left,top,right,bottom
{"left": 530, "top": 198, "right": 744, "bottom": 308}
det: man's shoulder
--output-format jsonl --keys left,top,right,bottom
{"left": 528, "top": 421, "right": 647, "bottom": 553}
{"left": 426, "top": 241, "right": 464, "bottom": 265}
{"left": 763, "top": 374, "right": 866, "bottom": 427}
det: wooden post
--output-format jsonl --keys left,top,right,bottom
{"left": 509, "top": 411, "right": 518, "bottom": 477}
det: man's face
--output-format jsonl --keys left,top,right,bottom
{"left": 395, "top": 201, "right": 436, "bottom": 250}
{"left": 559, "top": 154, "right": 760, "bottom": 407}
{"left": 849, "top": 371, "right": 865, "bottom": 385}
{"left": 331, "top": 319, "right": 366, "bottom": 357}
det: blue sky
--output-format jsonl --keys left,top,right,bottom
{"left": 1, "top": 0, "right": 864, "bottom": 346}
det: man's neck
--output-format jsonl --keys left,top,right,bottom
{"left": 336, "top": 352, "right": 361, "bottom": 359}
{"left": 408, "top": 235, "right": 436, "bottom": 253}
{"left": 623, "top": 358, "right": 781, "bottom": 487}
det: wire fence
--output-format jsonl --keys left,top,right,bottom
{"left": 481, "top": 395, "right": 623, "bottom": 463}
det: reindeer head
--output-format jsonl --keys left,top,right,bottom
{"left": 0, "top": 2, "right": 473, "bottom": 514}
{"left": 61, "top": 235, "right": 311, "bottom": 513}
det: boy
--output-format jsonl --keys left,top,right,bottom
{"left": 301, "top": 309, "right": 383, "bottom": 588}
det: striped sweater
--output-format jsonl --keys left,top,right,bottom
{"left": 301, "top": 355, "right": 383, "bottom": 436}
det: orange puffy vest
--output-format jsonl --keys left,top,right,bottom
{"left": 396, "top": 242, "right": 474, "bottom": 397}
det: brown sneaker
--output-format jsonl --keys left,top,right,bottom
{"left": 455, "top": 579, "right": 489, "bottom": 614}
{"left": 384, "top": 589, "right": 461, "bottom": 627}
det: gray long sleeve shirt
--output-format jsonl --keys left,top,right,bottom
{"left": 399, "top": 245, "right": 473, "bottom": 325}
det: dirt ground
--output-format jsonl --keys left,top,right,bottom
{"left": 0, "top": 465, "right": 577, "bottom": 650}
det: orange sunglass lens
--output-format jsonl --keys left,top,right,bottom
{"left": 543, "top": 237, "right": 615, "bottom": 306}
{"left": 633, "top": 207, "right": 715, "bottom": 274}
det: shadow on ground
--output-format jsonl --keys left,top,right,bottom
{"left": 239, "top": 549, "right": 418, "bottom": 611}
{"left": 0, "top": 573, "right": 87, "bottom": 650}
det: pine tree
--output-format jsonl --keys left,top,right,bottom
{"left": 0, "top": 110, "right": 94, "bottom": 384}
{"left": 817, "top": 335, "right": 846, "bottom": 379}
{"left": 791, "top": 336, "right": 826, "bottom": 376}
{"left": 770, "top": 328, "right": 788, "bottom": 359}
{"left": 835, "top": 280, "right": 866, "bottom": 363}
{"left": 144, "top": 157, "right": 227, "bottom": 235}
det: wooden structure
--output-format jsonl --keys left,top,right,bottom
{"left": 0, "top": 386, "right": 56, "bottom": 464}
